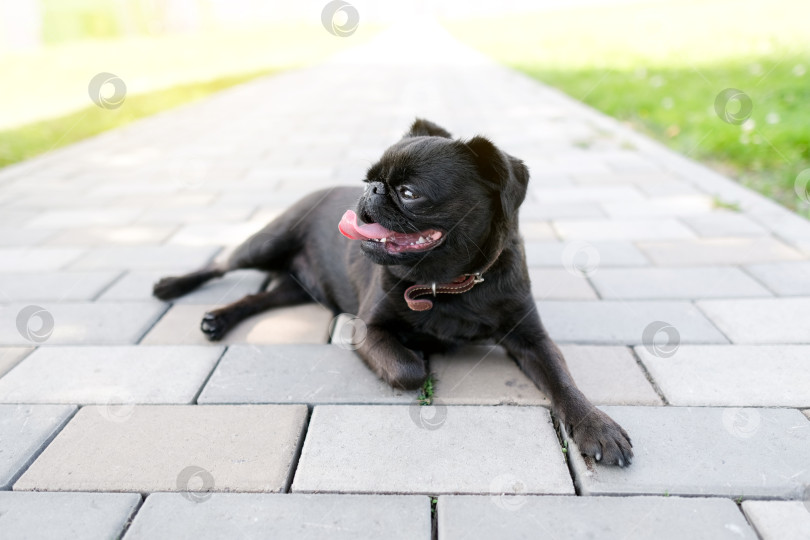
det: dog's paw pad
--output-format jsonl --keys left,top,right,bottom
{"left": 200, "top": 312, "right": 228, "bottom": 341}
{"left": 569, "top": 409, "right": 633, "bottom": 467}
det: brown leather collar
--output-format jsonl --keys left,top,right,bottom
{"left": 403, "top": 239, "right": 507, "bottom": 311}
{"left": 404, "top": 273, "right": 485, "bottom": 311}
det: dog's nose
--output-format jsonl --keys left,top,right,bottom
{"left": 368, "top": 181, "right": 386, "bottom": 195}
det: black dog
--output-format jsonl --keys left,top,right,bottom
{"left": 154, "top": 118, "right": 633, "bottom": 466}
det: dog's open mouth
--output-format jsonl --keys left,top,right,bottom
{"left": 338, "top": 210, "right": 443, "bottom": 253}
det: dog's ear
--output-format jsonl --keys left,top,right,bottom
{"left": 404, "top": 118, "right": 452, "bottom": 139}
{"left": 464, "top": 136, "right": 529, "bottom": 222}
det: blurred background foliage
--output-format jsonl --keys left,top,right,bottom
{"left": 445, "top": 0, "right": 810, "bottom": 216}
{"left": 0, "top": 0, "right": 381, "bottom": 166}
{"left": 1, "top": 0, "right": 808, "bottom": 217}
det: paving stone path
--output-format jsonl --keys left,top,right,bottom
{"left": 1, "top": 20, "right": 810, "bottom": 540}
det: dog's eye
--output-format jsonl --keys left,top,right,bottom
{"left": 398, "top": 186, "right": 419, "bottom": 200}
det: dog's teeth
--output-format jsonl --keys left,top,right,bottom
{"left": 380, "top": 238, "right": 387, "bottom": 243}
{"left": 417, "top": 236, "right": 425, "bottom": 244}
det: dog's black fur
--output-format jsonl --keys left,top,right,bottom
{"left": 154, "top": 118, "right": 633, "bottom": 466}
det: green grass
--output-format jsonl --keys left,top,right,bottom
{"left": 418, "top": 375, "right": 436, "bottom": 406}
{"left": 0, "top": 22, "right": 379, "bottom": 168}
{"left": 444, "top": 0, "right": 810, "bottom": 218}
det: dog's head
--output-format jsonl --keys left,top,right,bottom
{"left": 339, "top": 118, "right": 529, "bottom": 283}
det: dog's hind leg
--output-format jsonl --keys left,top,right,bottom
{"left": 153, "top": 264, "right": 227, "bottom": 300}
{"left": 200, "top": 273, "right": 313, "bottom": 341}
{"left": 153, "top": 224, "right": 303, "bottom": 301}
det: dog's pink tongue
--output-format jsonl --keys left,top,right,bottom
{"left": 338, "top": 210, "right": 394, "bottom": 240}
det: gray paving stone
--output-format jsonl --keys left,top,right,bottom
{"left": 0, "top": 346, "right": 222, "bottom": 404}
{"left": 566, "top": 406, "right": 810, "bottom": 497}
{"left": 636, "top": 180, "right": 703, "bottom": 197}
{"left": 124, "top": 493, "right": 430, "bottom": 540}
{"left": 528, "top": 268, "right": 598, "bottom": 299}
{"left": 681, "top": 212, "right": 769, "bottom": 237}
{"left": 135, "top": 205, "right": 256, "bottom": 225}
{"left": 750, "top": 209, "right": 810, "bottom": 248}
{"left": 14, "top": 404, "right": 307, "bottom": 493}
{"left": 438, "top": 495, "right": 757, "bottom": 540}
{"left": 0, "top": 347, "right": 33, "bottom": 377}
{"left": 554, "top": 219, "right": 696, "bottom": 241}
{"left": 0, "top": 228, "right": 55, "bottom": 247}
{"left": 431, "top": 345, "right": 660, "bottom": 406}
{"left": 590, "top": 267, "right": 771, "bottom": 299}
{"left": 559, "top": 345, "right": 662, "bottom": 405}
{"left": 636, "top": 238, "right": 805, "bottom": 266}
{"left": 0, "top": 210, "right": 35, "bottom": 227}
{"left": 0, "top": 404, "right": 76, "bottom": 489}
{"left": 167, "top": 221, "right": 266, "bottom": 247}
{"left": 42, "top": 225, "right": 177, "bottom": 246}
{"left": 534, "top": 186, "right": 645, "bottom": 203}
{"left": 67, "top": 245, "right": 219, "bottom": 270}
{"left": 524, "top": 241, "right": 649, "bottom": 267}
{"left": 198, "top": 344, "right": 414, "bottom": 404}
{"left": 0, "top": 302, "right": 166, "bottom": 346}
{"left": 292, "top": 405, "right": 573, "bottom": 495}
{"left": 637, "top": 345, "right": 810, "bottom": 407}
{"left": 98, "top": 269, "right": 266, "bottom": 304}
{"left": 599, "top": 196, "right": 714, "bottom": 218}
{"left": 520, "top": 202, "right": 604, "bottom": 220}
{"left": 0, "top": 492, "right": 141, "bottom": 540}
{"left": 141, "top": 303, "right": 331, "bottom": 345}
{"left": 537, "top": 301, "right": 728, "bottom": 344}
{"left": 697, "top": 298, "right": 810, "bottom": 344}
{"left": 567, "top": 172, "right": 678, "bottom": 185}
{"left": 0, "top": 271, "right": 121, "bottom": 301}
{"left": 24, "top": 208, "right": 143, "bottom": 229}
{"left": 0, "top": 248, "right": 85, "bottom": 272}
{"left": 742, "top": 500, "right": 810, "bottom": 540}
{"left": 430, "top": 346, "right": 546, "bottom": 405}
{"left": 519, "top": 221, "right": 557, "bottom": 241}
{"left": 744, "top": 261, "right": 810, "bottom": 296}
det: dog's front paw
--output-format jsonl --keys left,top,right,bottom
{"left": 200, "top": 311, "right": 229, "bottom": 341}
{"left": 384, "top": 357, "right": 428, "bottom": 391}
{"left": 567, "top": 408, "right": 633, "bottom": 467}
